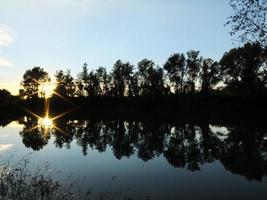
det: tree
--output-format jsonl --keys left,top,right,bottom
{"left": 95, "top": 67, "right": 110, "bottom": 96}
{"left": 21, "top": 67, "right": 49, "bottom": 99}
{"left": 200, "top": 59, "right": 221, "bottom": 94}
{"left": 164, "top": 53, "right": 187, "bottom": 93}
{"left": 77, "top": 63, "right": 90, "bottom": 97}
{"left": 220, "top": 42, "right": 267, "bottom": 94}
{"left": 111, "top": 60, "right": 134, "bottom": 97}
{"left": 137, "top": 59, "right": 167, "bottom": 96}
{"left": 226, "top": 0, "right": 267, "bottom": 46}
{"left": 55, "top": 70, "right": 76, "bottom": 97}
{"left": 128, "top": 72, "right": 139, "bottom": 97}
{"left": 86, "top": 71, "right": 101, "bottom": 97}
{"left": 186, "top": 50, "right": 202, "bottom": 93}
{"left": 0, "top": 89, "right": 11, "bottom": 101}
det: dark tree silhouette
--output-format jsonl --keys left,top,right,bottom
{"left": 21, "top": 67, "right": 49, "bottom": 99}
{"left": 0, "top": 89, "right": 12, "bottom": 101}
{"left": 137, "top": 59, "right": 167, "bottom": 96}
{"left": 111, "top": 60, "right": 134, "bottom": 97}
{"left": 77, "top": 63, "right": 90, "bottom": 96}
{"left": 164, "top": 53, "right": 187, "bottom": 93}
{"left": 220, "top": 42, "right": 267, "bottom": 95}
{"left": 186, "top": 50, "right": 202, "bottom": 93}
{"left": 86, "top": 71, "right": 101, "bottom": 96}
{"left": 226, "top": 0, "right": 267, "bottom": 46}
{"left": 200, "top": 58, "right": 221, "bottom": 94}
{"left": 55, "top": 70, "right": 76, "bottom": 97}
{"left": 95, "top": 67, "right": 111, "bottom": 96}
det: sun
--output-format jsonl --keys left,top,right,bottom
{"left": 39, "top": 82, "right": 55, "bottom": 98}
{"left": 39, "top": 116, "right": 53, "bottom": 129}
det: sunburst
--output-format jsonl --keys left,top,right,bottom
{"left": 39, "top": 81, "right": 55, "bottom": 99}
{"left": 23, "top": 108, "right": 76, "bottom": 134}
{"left": 38, "top": 116, "right": 53, "bottom": 129}
{"left": 22, "top": 76, "right": 78, "bottom": 134}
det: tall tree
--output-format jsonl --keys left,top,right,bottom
{"left": 21, "top": 67, "right": 49, "bottom": 99}
{"left": 138, "top": 59, "right": 155, "bottom": 95}
{"left": 220, "top": 43, "right": 267, "bottom": 94}
{"left": 86, "top": 71, "right": 101, "bottom": 97}
{"left": 200, "top": 58, "right": 221, "bottom": 94}
{"left": 186, "top": 50, "right": 202, "bottom": 93}
{"left": 95, "top": 67, "right": 110, "bottom": 96}
{"left": 77, "top": 63, "right": 90, "bottom": 97}
{"left": 164, "top": 53, "right": 188, "bottom": 93}
{"left": 55, "top": 70, "right": 76, "bottom": 97}
{"left": 226, "top": 0, "right": 267, "bottom": 46}
{"left": 128, "top": 72, "right": 139, "bottom": 97}
{"left": 111, "top": 60, "right": 134, "bottom": 97}
{"left": 137, "top": 59, "right": 166, "bottom": 96}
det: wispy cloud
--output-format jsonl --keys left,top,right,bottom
{"left": 0, "top": 144, "right": 13, "bottom": 152}
{"left": 0, "top": 57, "right": 14, "bottom": 67}
{"left": 0, "top": 24, "right": 14, "bottom": 47}
{"left": 23, "top": 0, "right": 124, "bottom": 8}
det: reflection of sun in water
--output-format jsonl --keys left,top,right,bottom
{"left": 38, "top": 117, "right": 53, "bottom": 129}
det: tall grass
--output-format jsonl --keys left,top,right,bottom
{"left": 0, "top": 155, "right": 146, "bottom": 200}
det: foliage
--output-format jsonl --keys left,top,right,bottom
{"left": 0, "top": 156, "right": 82, "bottom": 200}
{"left": 220, "top": 42, "right": 267, "bottom": 95}
{"left": 21, "top": 67, "right": 50, "bottom": 99}
{"left": 55, "top": 70, "right": 76, "bottom": 97}
{"left": 17, "top": 44, "right": 267, "bottom": 99}
{"left": 226, "top": 0, "right": 267, "bottom": 46}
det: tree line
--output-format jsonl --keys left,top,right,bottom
{"left": 18, "top": 42, "right": 267, "bottom": 100}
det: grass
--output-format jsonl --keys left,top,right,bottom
{"left": 0, "top": 155, "right": 148, "bottom": 200}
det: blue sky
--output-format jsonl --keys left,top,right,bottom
{"left": 0, "top": 0, "right": 234, "bottom": 94}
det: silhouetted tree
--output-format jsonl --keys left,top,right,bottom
{"left": 55, "top": 70, "right": 76, "bottom": 97}
{"left": 77, "top": 63, "right": 90, "bottom": 96}
{"left": 137, "top": 59, "right": 166, "bottom": 95}
{"left": 111, "top": 60, "right": 134, "bottom": 97}
{"left": 0, "top": 89, "right": 12, "bottom": 101}
{"left": 220, "top": 42, "right": 267, "bottom": 95}
{"left": 21, "top": 67, "right": 49, "bottom": 99}
{"left": 186, "top": 50, "right": 202, "bottom": 93}
{"left": 128, "top": 72, "right": 139, "bottom": 97}
{"left": 164, "top": 53, "right": 187, "bottom": 93}
{"left": 200, "top": 58, "right": 221, "bottom": 94}
{"left": 226, "top": 0, "right": 267, "bottom": 46}
{"left": 95, "top": 67, "right": 110, "bottom": 96}
{"left": 86, "top": 71, "right": 101, "bottom": 96}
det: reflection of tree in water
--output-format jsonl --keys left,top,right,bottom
{"left": 18, "top": 116, "right": 267, "bottom": 181}
{"left": 219, "top": 126, "right": 267, "bottom": 181}
{"left": 19, "top": 116, "right": 50, "bottom": 151}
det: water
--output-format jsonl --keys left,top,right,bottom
{"left": 0, "top": 118, "right": 267, "bottom": 200}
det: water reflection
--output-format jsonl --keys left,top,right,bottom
{"left": 16, "top": 116, "right": 267, "bottom": 181}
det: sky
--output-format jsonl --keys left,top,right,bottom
{"left": 0, "top": 0, "right": 235, "bottom": 94}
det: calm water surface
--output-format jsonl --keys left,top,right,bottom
{"left": 0, "top": 118, "right": 266, "bottom": 200}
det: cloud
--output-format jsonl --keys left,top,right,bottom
{"left": 0, "top": 57, "right": 14, "bottom": 67}
{"left": 0, "top": 144, "right": 13, "bottom": 152}
{"left": 0, "top": 24, "right": 15, "bottom": 47}
{"left": 22, "top": 0, "right": 124, "bottom": 8}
